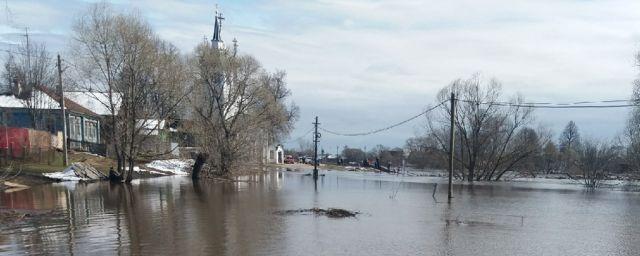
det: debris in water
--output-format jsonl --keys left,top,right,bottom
{"left": 275, "top": 207, "right": 359, "bottom": 218}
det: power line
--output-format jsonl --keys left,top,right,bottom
{"left": 514, "top": 99, "right": 630, "bottom": 105}
{"left": 320, "top": 100, "right": 447, "bottom": 137}
{"left": 283, "top": 127, "right": 314, "bottom": 143}
{"left": 457, "top": 99, "right": 637, "bottom": 109}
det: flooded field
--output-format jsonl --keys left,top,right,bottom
{"left": 1, "top": 170, "right": 640, "bottom": 255}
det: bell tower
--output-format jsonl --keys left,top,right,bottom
{"left": 211, "top": 9, "right": 225, "bottom": 49}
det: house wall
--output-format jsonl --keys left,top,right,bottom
{"left": 0, "top": 107, "right": 105, "bottom": 155}
{"left": 28, "top": 129, "right": 52, "bottom": 149}
{"left": 0, "top": 108, "right": 65, "bottom": 133}
{"left": 66, "top": 112, "right": 103, "bottom": 154}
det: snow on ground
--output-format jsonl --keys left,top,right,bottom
{"left": 43, "top": 166, "right": 85, "bottom": 181}
{"left": 78, "top": 152, "right": 105, "bottom": 158}
{"left": 145, "top": 159, "right": 193, "bottom": 176}
{"left": 44, "top": 159, "right": 193, "bottom": 181}
{"left": 123, "top": 166, "right": 163, "bottom": 175}
{"left": 131, "top": 166, "right": 164, "bottom": 175}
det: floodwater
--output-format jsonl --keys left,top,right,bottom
{"left": 1, "top": 170, "right": 640, "bottom": 256}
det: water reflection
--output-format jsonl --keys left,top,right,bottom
{"left": 1, "top": 171, "right": 640, "bottom": 255}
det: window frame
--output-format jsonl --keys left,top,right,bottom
{"left": 83, "top": 119, "right": 99, "bottom": 143}
{"left": 68, "top": 115, "right": 83, "bottom": 141}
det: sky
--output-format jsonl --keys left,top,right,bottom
{"left": 2, "top": 0, "right": 640, "bottom": 153}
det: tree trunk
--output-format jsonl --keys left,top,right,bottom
{"left": 192, "top": 153, "right": 208, "bottom": 180}
{"left": 468, "top": 166, "right": 475, "bottom": 182}
{"left": 109, "top": 166, "right": 123, "bottom": 182}
{"left": 125, "top": 158, "right": 134, "bottom": 183}
{"left": 116, "top": 153, "right": 123, "bottom": 178}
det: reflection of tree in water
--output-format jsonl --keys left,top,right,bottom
{"left": 0, "top": 182, "right": 110, "bottom": 254}
{"left": 191, "top": 172, "right": 286, "bottom": 255}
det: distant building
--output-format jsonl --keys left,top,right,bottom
{"left": 266, "top": 145, "right": 284, "bottom": 164}
{"left": 207, "top": 9, "right": 279, "bottom": 165}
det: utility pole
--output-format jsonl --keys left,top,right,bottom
{"left": 24, "top": 27, "right": 30, "bottom": 88}
{"left": 313, "top": 116, "right": 320, "bottom": 180}
{"left": 448, "top": 93, "right": 456, "bottom": 200}
{"left": 57, "top": 55, "right": 68, "bottom": 166}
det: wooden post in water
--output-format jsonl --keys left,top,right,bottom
{"left": 448, "top": 93, "right": 456, "bottom": 201}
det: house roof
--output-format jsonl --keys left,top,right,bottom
{"left": 36, "top": 86, "right": 100, "bottom": 117}
{"left": 65, "top": 91, "right": 121, "bottom": 116}
{"left": 0, "top": 95, "right": 32, "bottom": 108}
{"left": 0, "top": 86, "right": 102, "bottom": 118}
{"left": 0, "top": 89, "right": 61, "bottom": 109}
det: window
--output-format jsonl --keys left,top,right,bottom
{"left": 68, "top": 115, "right": 82, "bottom": 141}
{"left": 84, "top": 119, "right": 98, "bottom": 143}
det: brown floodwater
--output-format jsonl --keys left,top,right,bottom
{"left": 1, "top": 170, "right": 640, "bottom": 255}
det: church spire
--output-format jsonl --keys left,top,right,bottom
{"left": 211, "top": 8, "right": 225, "bottom": 49}
{"left": 232, "top": 38, "right": 238, "bottom": 57}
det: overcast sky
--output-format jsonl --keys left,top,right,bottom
{"left": 2, "top": 0, "right": 640, "bottom": 152}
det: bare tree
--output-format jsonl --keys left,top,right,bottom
{"left": 558, "top": 121, "right": 581, "bottom": 173}
{"left": 623, "top": 54, "right": 640, "bottom": 172}
{"left": 70, "top": 3, "right": 126, "bottom": 176}
{"left": 70, "top": 3, "right": 189, "bottom": 182}
{"left": 189, "top": 42, "right": 297, "bottom": 177}
{"left": 541, "top": 141, "right": 561, "bottom": 174}
{"left": 405, "top": 135, "right": 448, "bottom": 170}
{"left": 574, "top": 139, "right": 616, "bottom": 189}
{"left": 296, "top": 138, "right": 314, "bottom": 156}
{"left": 341, "top": 147, "right": 365, "bottom": 163}
{"left": 2, "top": 39, "right": 56, "bottom": 130}
{"left": 426, "top": 74, "right": 543, "bottom": 181}
{"left": 559, "top": 121, "right": 581, "bottom": 153}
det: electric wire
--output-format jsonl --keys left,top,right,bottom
{"left": 283, "top": 127, "right": 314, "bottom": 143}
{"left": 319, "top": 96, "right": 638, "bottom": 137}
{"left": 319, "top": 100, "right": 448, "bottom": 137}
{"left": 457, "top": 99, "right": 637, "bottom": 109}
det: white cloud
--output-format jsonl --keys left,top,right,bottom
{"left": 2, "top": 0, "right": 639, "bottom": 150}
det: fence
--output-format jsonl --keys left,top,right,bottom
{"left": 0, "top": 126, "right": 65, "bottom": 167}
{"left": 0, "top": 147, "right": 64, "bottom": 167}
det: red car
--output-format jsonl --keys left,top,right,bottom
{"left": 284, "top": 155, "right": 295, "bottom": 164}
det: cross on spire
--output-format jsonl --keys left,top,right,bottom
{"left": 211, "top": 7, "right": 225, "bottom": 49}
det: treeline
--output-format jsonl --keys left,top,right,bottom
{"left": 406, "top": 74, "right": 640, "bottom": 187}
{"left": 1, "top": 3, "right": 298, "bottom": 181}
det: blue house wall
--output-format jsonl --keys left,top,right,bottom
{"left": 0, "top": 107, "right": 104, "bottom": 155}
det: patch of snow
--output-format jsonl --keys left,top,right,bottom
{"left": 43, "top": 166, "right": 85, "bottom": 181}
{"left": 0, "top": 91, "right": 60, "bottom": 109}
{"left": 136, "top": 119, "right": 165, "bottom": 135}
{"left": 126, "top": 165, "right": 166, "bottom": 175}
{"left": 145, "top": 159, "right": 193, "bottom": 176}
{"left": 78, "top": 152, "right": 104, "bottom": 158}
{"left": 0, "top": 95, "right": 25, "bottom": 108}
{"left": 132, "top": 166, "right": 164, "bottom": 175}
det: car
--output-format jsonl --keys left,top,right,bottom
{"left": 304, "top": 156, "right": 314, "bottom": 164}
{"left": 284, "top": 155, "right": 295, "bottom": 164}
